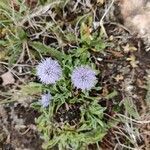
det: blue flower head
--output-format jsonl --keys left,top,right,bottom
{"left": 71, "top": 66, "right": 97, "bottom": 91}
{"left": 40, "top": 93, "right": 52, "bottom": 107}
{"left": 36, "top": 58, "right": 62, "bottom": 84}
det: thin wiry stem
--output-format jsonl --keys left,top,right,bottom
{"left": 117, "top": 114, "right": 150, "bottom": 124}
{"left": 99, "top": 0, "right": 115, "bottom": 37}
{"left": 20, "top": 1, "right": 62, "bottom": 25}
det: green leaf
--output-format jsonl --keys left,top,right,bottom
{"left": 0, "top": 40, "right": 6, "bottom": 45}
{"left": 80, "top": 23, "right": 91, "bottom": 45}
{"left": 8, "top": 44, "right": 22, "bottom": 66}
{"left": 17, "top": 27, "right": 27, "bottom": 40}
{"left": 124, "top": 98, "right": 139, "bottom": 119}
{"left": 83, "top": 127, "right": 107, "bottom": 144}
{"left": 105, "top": 90, "right": 118, "bottom": 99}
{"left": 29, "top": 41, "right": 64, "bottom": 62}
{"left": 0, "top": 0, "right": 10, "bottom": 11}
{"left": 21, "top": 82, "right": 42, "bottom": 95}
{"left": 43, "top": 136, "right": 60, "bottom": 149}
{"left": 91, "top": 39, "right": 106, "bottom": 52}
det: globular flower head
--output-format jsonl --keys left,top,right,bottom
{"left": 40, "top": 92, "right": 52, "bottom": 107}
{"left": 71, "top": 66, "right": 97, "bottom": 91}
{"left": 36, "top": 58, "right": 62, "bottom": 84}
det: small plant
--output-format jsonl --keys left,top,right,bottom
{"left": 30, "top": 38, "right": 116, "bottom": 149}
{"left": 0, "top": 1, "right": 115, "bottom": 147}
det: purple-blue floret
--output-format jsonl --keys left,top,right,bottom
{"left": 71, "top": 66, "right": 97, "bottom": 91}
{"left": 40, "top": 93, "right": 52, "bottom": 107}
{"left": 36, "top": 58, "right": 62, "bottom": 84}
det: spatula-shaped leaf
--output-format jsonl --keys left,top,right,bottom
{"left": 29, "top": 41, "right": 64, "bottom": 62}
